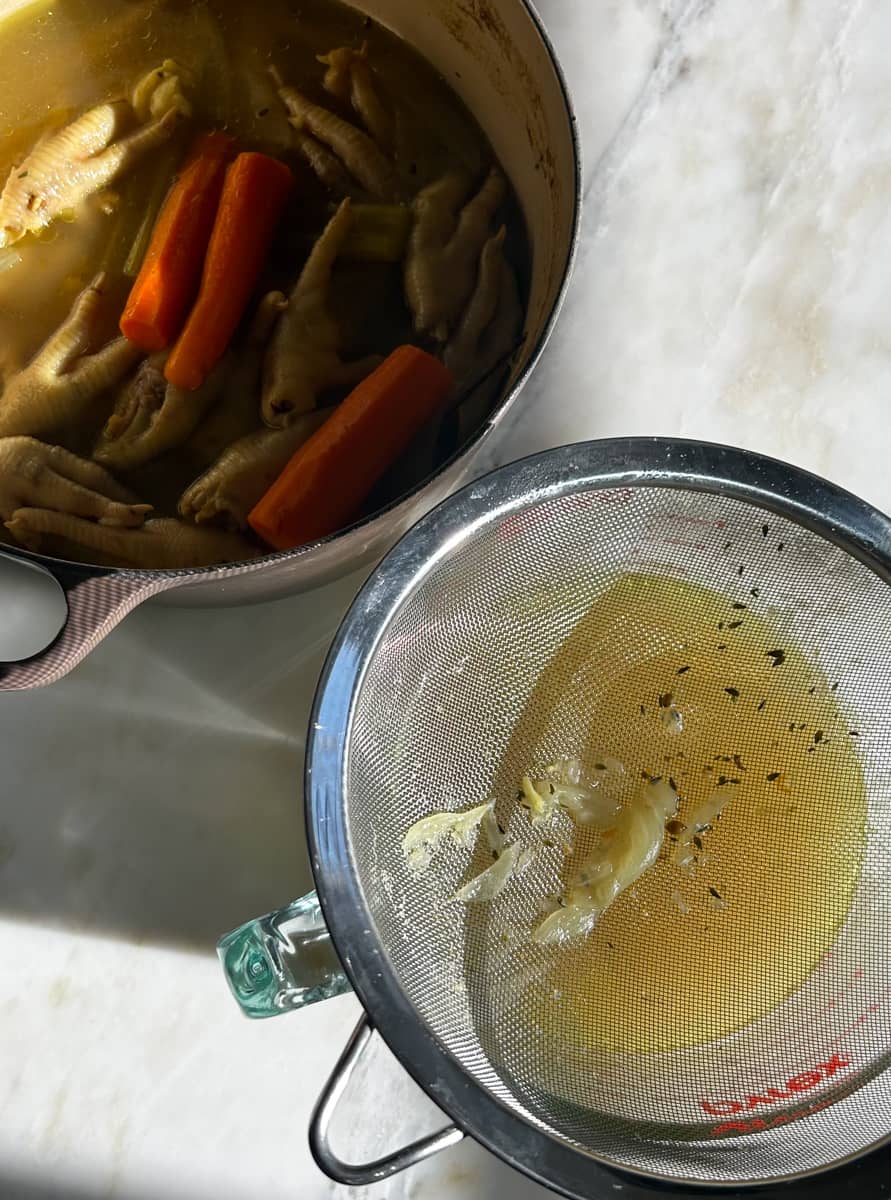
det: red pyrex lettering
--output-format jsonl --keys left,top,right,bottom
{"left": 709, "top": 1098, "right": 836, "bottom": 1138}
{"left": 700, "top": 1055, "right": 850, "bottom": 1117}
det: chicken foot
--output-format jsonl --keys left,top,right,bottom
{"left": 0, "top": 274, "right": 142, "bottom": 440}
{"left": 179, "top": 409, "right": 329, "bottom": 531}
{"left": 404, "top": 167, "right": 506, "bottom": 342}
{"left": 291, "top": 131, "right": 355, "bottom": 197}
{"left": 187, "top": 292, "right": 287, "bottom": 467}
{"left": 262, "top": 199, "right": 381, "bottom": 427}
{"left": 0, "top": 101, "right": 180, "bottom": 248}
{"left": 453, "top": 253, "right": 523, "bottom": 444}
{"left": 0, "top": 436, "right": 149, "bottom": 527}
{"left": 443, "top": 225, "right": 523, "bottom": 391}
{"left": 271, "top": 66, "right": 398, "bottom": 200}
{"left": 131, "top": 60, "right": 192, "bottom": 123}
{"left": 6, "top": 509, "right": 259, "bottom": 569}
{"left": 391, "top": 231, "right": 523, "bottom": 496}
{"left": 318, "top": 43, "right": 394, "bottom": 152}
{"left": 94, "top": 354, "right": 226, "bottom": 471}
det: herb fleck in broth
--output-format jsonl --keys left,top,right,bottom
{"left": 496, "top": 572, "right": 867, "bottom": 1055}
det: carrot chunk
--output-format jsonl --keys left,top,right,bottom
{"left": 120, "top": 131, "right": 234, "bottom": 352}
{"left": 249, "top": 345, "right": 454, "bottom": 550}
{"left": 164, "top": 152, "right": 293, "bottom": 390}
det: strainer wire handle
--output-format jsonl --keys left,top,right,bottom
{"left": 309, "top": 1013, "right": 464, "bottom": 1185}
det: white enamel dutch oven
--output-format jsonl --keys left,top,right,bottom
{"left": 0, "top": 0, "right": 580, "bottom": 690}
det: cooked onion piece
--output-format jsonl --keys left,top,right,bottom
{"left": 671, "top": 791, "right": 728, "bottom": 869}
{"left": 520, "top": 757, "right": 622, "bottom": 829}
{"left": 534, "top": 778, "right": 678, "bottom": 945}
{"left": 401, "top": 800, "right": 493, "bottom": 873}
{"left": 450, "top": 842, "right": 534, "bottom": 903}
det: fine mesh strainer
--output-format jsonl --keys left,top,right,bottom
{"left": 221, "top": 438, "right": 891, "bottom": 1195}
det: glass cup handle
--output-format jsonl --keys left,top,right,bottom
{"left": 219, "top": 896, "right": 463, "bottom": 1182}
{"left": 217, "top": 890, "right": 352, "bottom": 1018}
{"left": 310, "top": 1013, "right": 464, "bottom": 1186}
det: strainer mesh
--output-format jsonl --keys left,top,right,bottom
{"left": 346, "top": 485, "right": 891, "bottom": 1182}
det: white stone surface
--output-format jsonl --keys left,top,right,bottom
{"left": 3, "top": 1, "right": 891, "bottom": 1197}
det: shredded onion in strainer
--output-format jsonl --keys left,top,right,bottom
{"left": 401, "top": 800, "right": 493, "bottom": 873}
{"left": 534, "top": 778, "right": 678, "bottom": 945}
{"left": 660, "top": 704, "right": 684, "bottom": 734}
{"left": 401, "top": 798, "right": 534, "bottom": 902}
{"left": 520, "top": 758, "right": 621, "bottom": 829}
{"left": 400, "top": 763, "right": 685, "bottom": 929}
{"left": 450, "top": 842, "right": 534, "bottom": 903}
{"left": 671, "top": 791, "right": 728, "bottom": 869}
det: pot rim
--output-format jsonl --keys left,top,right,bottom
{"left": 3, "top": 0, "right": 584, "bottom": 586}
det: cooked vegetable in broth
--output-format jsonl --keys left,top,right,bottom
{"left": 0, "top": 0, "right": 528, "bottom": 567}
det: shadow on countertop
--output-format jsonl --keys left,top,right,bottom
{"left": 0, "top": 1173, "right": 155, "bottom": 1200}
{"left": 0, "top": 1146, "right": 889, "bottom": 1200}
{"left": 0, "top": 1169, "right": 284, "bottom": 1200}
{"left": 0, "top": 566, "right": 369, "bottom": 952}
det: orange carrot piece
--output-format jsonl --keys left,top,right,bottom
{"left": 164, "top": 152, "right": 294, "bottom": 391}
{"left": 120, "top": 131, "right": 234, "bottom": 352}
{"left": 248, "top": 345, "right": 454, "bottom": 550}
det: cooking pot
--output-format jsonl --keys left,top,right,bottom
{"left": 0, "top": 0, "right": 580, "bottom": 691}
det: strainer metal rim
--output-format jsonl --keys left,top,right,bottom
{"left": 306, "top": 436, "right": 891, "bottom": 1195}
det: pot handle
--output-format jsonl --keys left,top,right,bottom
{"left": 310, "top": 1014, "right": 464, "bottom": 1186}
{"left": 0, "top": 558, "right": 175, "bottom": 691}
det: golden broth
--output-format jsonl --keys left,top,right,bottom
{"left": 510, "top": 572, "right": 867, "bottom": 1054}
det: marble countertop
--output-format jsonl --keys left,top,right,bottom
{"left": 3, "top": 2, "right": 891, "bottom": 1197}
